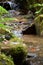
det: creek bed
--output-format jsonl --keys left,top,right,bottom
{"left": 23, "top": 35, "right": 43, "bottom": 65}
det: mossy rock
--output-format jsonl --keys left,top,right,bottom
{"left": 0, "top": 53, "right": 14, "bottom": 65}
{"left": 1, "top": 43, "right": 28, "bottom": 65}
{"left": 0, "top": 27, "right": 11, "bottom": 34}
{"left": 34, "top": 14, "right": 43, "bottom": 36}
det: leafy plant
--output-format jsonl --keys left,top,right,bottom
{"left": 0, "top": 53, "right": 14, "bottom": 65}
{"left": 0, "top": 6, "right": 16, "bottom": 23}
{"left": 30, "top": 3, "right": 43, "bottom": 15}
{"left": 0, "top": 6, "right": 8, "bottom": 16}
{"left": 0, "top": 17, "right": 16, "bottom": 23}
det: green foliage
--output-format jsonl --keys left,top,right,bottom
{"left": 0, "top": 53, "right": 14, "bottom": 65}
{"left": 30, "top": 3, "right": 43, "bottom": 8}
{"left": 35, "top": 8, "right": 43, "bottom": 14}
{"left": 0, "top": 17, "right": 15, "bottom": 23}
{"left": 30, "top": 3, "right": 43, "bottom": 14}
{"left": 0, "top": 6, "right": 8, "bottom": 16}
{"left": 0, "top": 6, "right": 16, "bottom": 23}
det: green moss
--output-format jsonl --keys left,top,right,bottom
{"left": 1, "top": 44, "right": 28, "bottom": 65}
